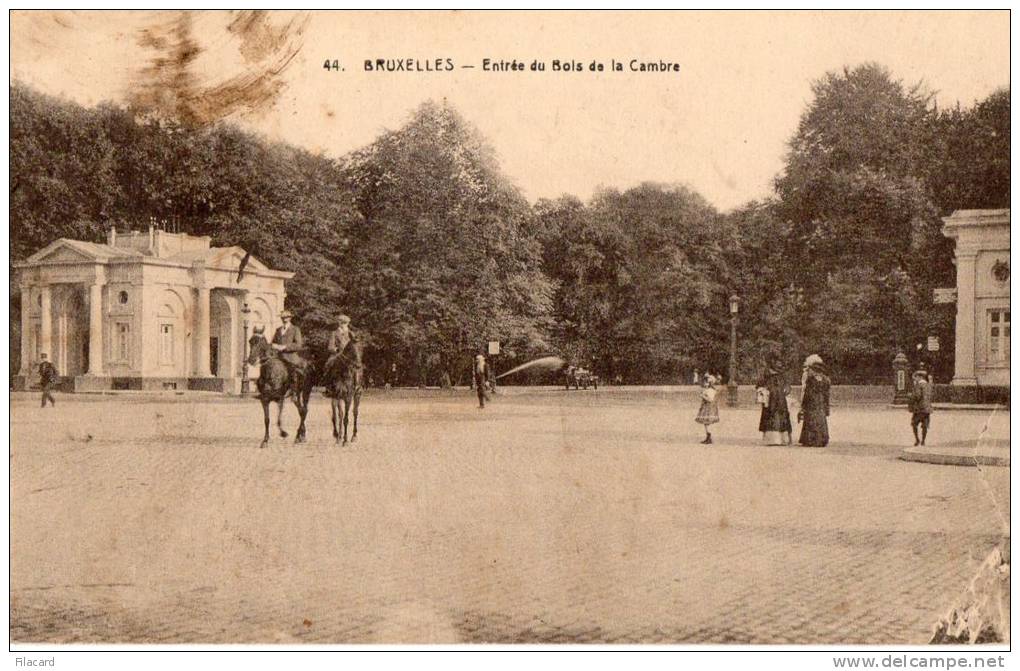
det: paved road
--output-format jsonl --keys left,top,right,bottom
{"left": 10, "top": 389, "right": 1010, "bottom": 644}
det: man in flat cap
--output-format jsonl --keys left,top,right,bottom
{"left": 323, "top": 313, "right": 362, "bottom": 396}
{"left": 908, "top": 369, "right": 933, "bottom": 446}
{"left": 327, "top": 314, "right": 355, "bottom": 356}
{"left": 272, "top": 309, "right": 305, "bottom": 384}
{"left": 38, "top": 352, "right": 57, "bottom": 408}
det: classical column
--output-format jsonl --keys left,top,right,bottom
{"left": 39, "top": 284, "right": 52, "bottom": 361}
{"left": 194, "top": 286, "right": 212, "bottom": 376}
{"left": 19, "top": 285, "right": 32, "bottom": 375}
{"left": 87, "top": 280, "right": 105, "bottom": 375}
{"left": 952, "top": 252, "right": 978, "bottom": 385}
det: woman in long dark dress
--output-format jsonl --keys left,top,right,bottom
{"left": 757, "top": 366, "right": 792, "bottom": 445}
{"left": 798, "top": 355, "right": 831, "bottom": 447}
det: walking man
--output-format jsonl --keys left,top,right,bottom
{"left": 473, "top": 350, "right": 489, "bottom": 409}
{"left": 908, "top": 369, "right": 933, "bottom": 446}
{"left": 38, "top": 353, "right": 57, "bottom": 408}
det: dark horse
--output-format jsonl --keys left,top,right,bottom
{"left": 247, "top": 329, "right": 316, "bottom": 448}
{"left": 322, "top": 339, "right": 364, "bottom": 445}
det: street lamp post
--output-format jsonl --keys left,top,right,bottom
{"left": 240, "top": 301, "right": 252, "bottom": 396}
{"left": 728, "top": 294, "right": 740, "bottom": 407}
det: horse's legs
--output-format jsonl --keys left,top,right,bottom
{"left": 331, "top": 397, "right": 341, "bottom": 443}
{"left": 342, "top": 394, "right": 351, "bottom": 445}
{"left": 277, "top": 401, "right": 288, "bottom": 438}
{"left": 263, "top": 399, "right": 275, "bottom": 446}
{"left": 298, "top": 387, "right": 311, "bottom": 443}
{"left": 350, "top": 390, "right": 361, "bottom": 443}
{"left": 292, "top": 392, "right": 306, "bottom": 443}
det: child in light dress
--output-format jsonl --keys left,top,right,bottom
{"left": 695, "top": 374, "right": 720, "bottom": 444}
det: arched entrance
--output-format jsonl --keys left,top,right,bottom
{"left": 210, "top": 291, "right": 236, "bottom": 379}
{"left": 55, "top": 286, "right": 87, "bottom": 377}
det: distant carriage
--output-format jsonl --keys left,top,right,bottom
{"left": 564, "top": 365, "right": 599, "bottom": 390}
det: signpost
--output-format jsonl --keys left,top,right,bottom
{"left": 933, "top": 288, "right": 957, "bottom": 304}
{"left": 487, "top": 341, "right": 500, "bottom": 394}
{"left": 927, "top": 336, "right": 940, "bottom": 352}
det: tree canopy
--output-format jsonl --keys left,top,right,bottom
{"left": 9, "top": 64, "right": 1010, "bottom": 385}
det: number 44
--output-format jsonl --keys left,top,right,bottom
{"left": 323, "top": 60, "right": 342, "bottom": 71}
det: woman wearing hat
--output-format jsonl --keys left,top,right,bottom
{"left": 694, "top": 374, "right": 720, "bottom": 444}
{"left": 757, "top": 362, "right": 792, "bottom": 445}
{"left": 797, "top": 354, "right": 831, "bottom": 447}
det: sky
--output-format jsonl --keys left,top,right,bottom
{"left": 9, "top": 10, "right": 1011, "bottom": 212}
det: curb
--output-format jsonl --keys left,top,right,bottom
{"left": 889, "top": 403, "right": 1008, "bottom": 411}
{"left": 899, "top": 448, "right": 1010, "bottom": 468}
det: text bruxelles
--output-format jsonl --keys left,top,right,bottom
{"left": 363, "top": 58, "right": 680, "bottom": 73}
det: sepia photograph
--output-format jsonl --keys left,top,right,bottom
{"left": 6, "top": 8, "right": 1011, "bottom": 656}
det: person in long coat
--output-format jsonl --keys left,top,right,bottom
{"left": 757, "top": 365, "right": 792, "bottom": 445}
{"left": 798, "top": 355, "right": 831, "bottom": 447}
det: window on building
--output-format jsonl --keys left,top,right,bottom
{"left": 115, "top": 322, "right": 131, "bottom": 362}
{"left": 159, "top": 324, "right": 174, "bottom": 365}
{"left": 988, "top": 310, "right": 1010, "bottom": 363}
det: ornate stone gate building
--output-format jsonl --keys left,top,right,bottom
{"left": 14, "top": 226, "right": 294, "bottom": 393}
{"left": 942, "top": 209, "right": 1010, "bottom": 387}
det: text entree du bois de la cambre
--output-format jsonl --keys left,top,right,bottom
{"left": 322, "top": 57, "right": 681, "bottom": 73}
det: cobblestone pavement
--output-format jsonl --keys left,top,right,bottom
{"left": 10, "top": 390, "right": 1009, "bottom": 644}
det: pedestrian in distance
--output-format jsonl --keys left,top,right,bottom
{"left": 473, "top": 350, "right": 489, "bottom": 409}
{"left": 695, "top": 374, "right": 720, "bottom": 444}
{"left": 797, "top": 354, "right": 831, "bottom": 447}
{"left": 38, "top": 352, "right": 57, "bottom": 408}
{"left": 908, "top": 369, "right": 933, "bottom": 446}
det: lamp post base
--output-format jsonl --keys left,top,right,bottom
{"left": 727, "top": 382, "right": 739, "bottom": 407}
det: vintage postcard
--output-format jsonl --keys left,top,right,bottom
{"left": 7, "top": 9, "right": 1010, "bottom": 653}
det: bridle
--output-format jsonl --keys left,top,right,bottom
{"left": 248, "top": 334, "right": 276, "bottom": 366}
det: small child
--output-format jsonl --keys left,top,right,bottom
{"left": 908, "top": 370, "right": 933, "bottom": 446}
{"left": 695, "top": 374, "right": 720, "bottom": 444}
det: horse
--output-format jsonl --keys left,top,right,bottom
{"left": 321, "top": 339, "right": 364, "bottom": 445}
{"left": 247, "top": 329, "right": 316, "bottom": 448}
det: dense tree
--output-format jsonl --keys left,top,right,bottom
{"left": 776, "top": 64, "right": 936, "bottom": 279}
{"left": 721, "top": 200, "right": 804, "bottom": 380}
{"left": 773, "top": 64, "right": 951, "bottom": 380}
{"left": 338, "top": 101, "right": 554, "bottom": 384}
{"left": 925, "top": 88, "right": 1010, "bottom": 214}
{"left": 538, "top": 184, "right": 732, "bottom": 383}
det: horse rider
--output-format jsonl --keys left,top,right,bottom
{"left": 271, "top": 309, "right": 306, "bottom": 387}
{"left": 327, "top": 314, "right": 356, "bottom": 356}
{"left": 324, "top": 314, "right": 362, "bottom": 395}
